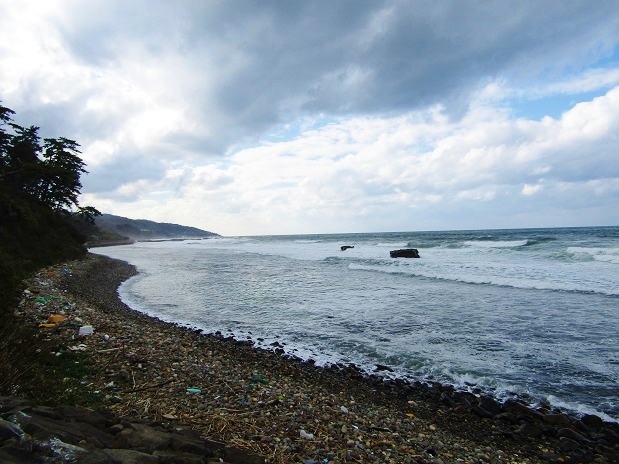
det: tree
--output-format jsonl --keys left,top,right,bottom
{"left": 0, "top": 101, "right": 100, "bottom": 313}
{"left": 37, "top": 137, "right": 87, "bottom": 212}
{"left": 0, "top": 102, "right": 98, "bottom": 216}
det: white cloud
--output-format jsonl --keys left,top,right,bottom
{"left": 2, "top": 1, "right": 619, "bottom": 234}
{"left": 86, "top": 83, "right": 619, "bottom": 235}
{"left": 522, "top": 183, "right": 543, "bottom": 196}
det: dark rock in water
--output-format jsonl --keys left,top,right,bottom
{"left": 389, "top": 249, "right": 420, "bottom": 258}
{"left": 341, "top": 245, "right": 354, "bottom": 251}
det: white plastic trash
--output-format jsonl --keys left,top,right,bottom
{"left": 77, "top": 325, "right": 94, "bottom": 337}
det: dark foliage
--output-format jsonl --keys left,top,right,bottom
{"left": 0, "top": 102, "right": 95, "bottom": 321}
{"left": 0, "top": 102, "right": 107, "bottom": 405}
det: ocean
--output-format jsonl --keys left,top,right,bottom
{"left": 91, "top": 226, "right": 619, "bottom": 420}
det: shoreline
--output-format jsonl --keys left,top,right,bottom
{"left": 13, "top": 253, "right": 619, "bottom": 463}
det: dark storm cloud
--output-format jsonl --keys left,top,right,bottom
{"left": 16, "top": 97, "right": 123, "bottom": 145}
{"left": 82, "top": 149, "right": 166, "bottom": 195}
{"left": 53, "top": 0, "right": 619, "bottom": 154}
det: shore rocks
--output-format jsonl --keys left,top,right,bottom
{"left": 0, "top": 397, "right": 263, "bottom": 463}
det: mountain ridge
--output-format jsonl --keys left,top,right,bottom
{"left": 92, "top": 213, "right": 219, "bottom": 241}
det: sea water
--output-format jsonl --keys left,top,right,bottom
{"left": 91, "top": 226, "right": 619, "bottom": 420}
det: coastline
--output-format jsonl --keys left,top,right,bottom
{"left": 12, "top": 253, "right": 619, "bottom": 463}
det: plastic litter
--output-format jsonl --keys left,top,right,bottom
{"left": 68, "top": 344, "right": 88, "bottom": 351}
{"left": 35, "top": 295, "right": 56, "bottom": 305}
{"left": 299, "top": 429, "right": 314, "bottom": 440}
{"left": 340, "top": 405, "right": 349, "bottom": 413}
{"left": 77, "top": 325, "right": 93, "bottom": 337}
{"left": 249, "top": 374, "right": 268, "bottom": 384}
{"left": 47, "top": 314, "right": 67, "bottom": 324}
{"left": 186, "top": 388, "right": 202, "bottom": 394}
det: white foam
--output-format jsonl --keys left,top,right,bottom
{"left": 568, "top": 247, "right": 619, "bottom": 264}
{"left": 464, "top": 240, "right": 528, "bottom": 248}
{"left": 545, "top": 395, "right": 618, "bottom": 423}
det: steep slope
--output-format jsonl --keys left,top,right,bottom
{"left": 94, "top": 213, "right": 219, "bottom": 240}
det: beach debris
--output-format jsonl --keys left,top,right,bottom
{"left": 68, "top": 344, "right": 88, "bottom": 351}
{"left": 47, "top": 314, "right": 67, "bottom": 324}
{"left": 39, "top": 323, "right": 57, "bottom": 328}
{"left": 299, "top": 429, "right": 315, "bottom": 440}
{"left": 340, "top": 405, "right": 349, "bottom": 414}
{"left": 77, "top": 325, "right": 93, "bottom": 337}
{"left": 186, "top": 387, "right": 202, "bottom": 394}
{"left": 249, "top": 374, "right": 268, "bottom": 384}
{"left": 35, "top": 295, "right": 57, "bottom": 305}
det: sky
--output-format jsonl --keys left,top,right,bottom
{"left": 1, "top": 0, "right": 619, "bottom": 236}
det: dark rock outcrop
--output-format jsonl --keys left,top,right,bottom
{"left": 340, "top": 245, "right": 354, "bottom": 251}
{"left": 0, "top": 397, "right": 264, "bottom": 464}
{"left": 389, "top": 248, "right": 420, "bottom": 258}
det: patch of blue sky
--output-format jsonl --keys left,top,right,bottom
{"left": 591, "top": 45, "right": 619, "bottom": 68}
{"left": 263, "top": 115, "right": 339, "bottom": 142}
{"left": 509, "top": 88, "right": 608, "bottom": 121}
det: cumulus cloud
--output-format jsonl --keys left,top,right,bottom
{"left": 93, "top": 83, "right": 619, "bottom": 235}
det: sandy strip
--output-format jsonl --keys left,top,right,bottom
{"left": 15, "top": 253, "right": 616, "bottom": 464}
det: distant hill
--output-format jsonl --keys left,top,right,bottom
{"left": 92, "top": 214, "right": 219, "bottom": 242}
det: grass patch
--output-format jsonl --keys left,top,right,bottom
{"left": 0, "top": 319, "right": 104, "bottom": 409}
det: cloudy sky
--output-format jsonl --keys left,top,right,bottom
{"left": 1, "top": 1, "right": 619, "bottom": 235}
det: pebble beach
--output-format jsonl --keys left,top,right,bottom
{"left": 10, "top": 252, "right": 619, "bottom": 464}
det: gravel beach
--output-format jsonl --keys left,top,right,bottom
{"left": 11, "top": 253, "right": 619, "bottom": 463}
